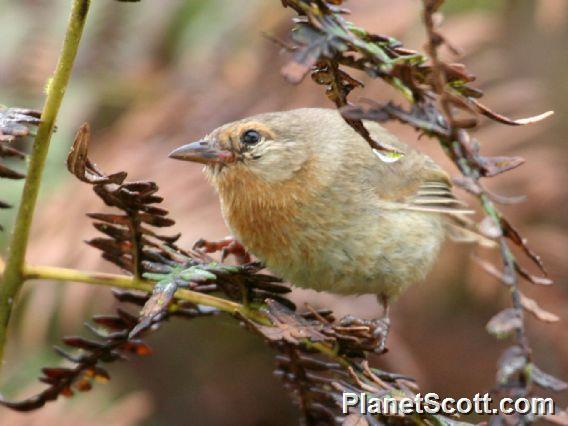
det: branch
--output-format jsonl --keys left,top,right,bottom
{"left": 420, "top": 0, "right": 534, "bottom": 399}
{"left": 20, "top": 263, "right": 269, "bottom": 324}
{"left": 21, "top": 264, "right": 353, "bottom": 361}
{"left": 0, "top": 0, "right": 92, "bottom": 369}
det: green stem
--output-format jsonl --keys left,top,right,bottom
{"left": 22, "top": 264, "right": 249, "bottom": 317}
{"left": 22, "top": 264, "right": 342, "bottom": 363}
{"left": 0, "top": 0, "right": 91, "bottom": 370}
{"left": 1, "top": 260, "right": 343, "bottom": 364}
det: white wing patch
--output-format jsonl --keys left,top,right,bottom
{"left": 402, "top": 180, "right": 474, "bottom": 216}
{"left": 373, "top": 148, "right": 404, "bottom": 163}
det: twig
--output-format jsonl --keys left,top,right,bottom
{"left": 0, "top": 0, "right": 92, "bottom": 370}
{"left": 0, "top": 260, "right": 351, "bottom": 367}
{"left": 20, "top": 264, "right": 268, "bottom": 325}
{"left": 421, "top": 0, "right": 532, "bottom": 402}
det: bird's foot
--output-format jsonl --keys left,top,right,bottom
{"left": 339, "top": 315, "right": 390, "bottom": 354}
{"left": 192, "top": 236, "right": 251, "bottom": 265}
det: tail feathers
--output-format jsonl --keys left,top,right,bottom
{"left": 445, "top": 222, "right": 497, "bottom": 249}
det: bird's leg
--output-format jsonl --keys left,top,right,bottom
{"left": 374, "top": 294, "right": 391, "bottom": 353}
{"left": 192, "top": 236, "right": 251, "bottom": 265}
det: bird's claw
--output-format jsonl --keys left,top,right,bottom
{"left": 370, "top": 318, "right": 390, "bottom": 354}
{"left": 339, "top": 315, "right": 390, "bottom": 354}
{"left": 192, "top": 236, "right": 251, "bottom": 265}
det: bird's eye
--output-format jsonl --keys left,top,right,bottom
{"left": 241, "top": 129, "right": 261, "bottom": 146}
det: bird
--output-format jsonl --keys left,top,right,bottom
{"left": 169, "top": 108, "right": 492, "bottom": 323}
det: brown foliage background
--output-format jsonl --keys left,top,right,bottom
{"left": 0, "top": 0, "right": 567, "bottom": 424}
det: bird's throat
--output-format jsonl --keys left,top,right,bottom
{"left": 213, "top": 163, "right": 319, "bottom": 261}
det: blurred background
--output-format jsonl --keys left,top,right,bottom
{"left": 0, "top": 0, "right": 567, "bottom": 424}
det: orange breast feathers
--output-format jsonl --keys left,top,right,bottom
{"left": 213, "top": 160, "right": 321, "bottom": 262}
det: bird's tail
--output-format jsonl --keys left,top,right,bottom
{"left": 445, "top": 215, "right": 497, "bottom": 248}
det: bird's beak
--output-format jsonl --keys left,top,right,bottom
{"left": 168, "top": 140, "right": 235, "bottom": 165}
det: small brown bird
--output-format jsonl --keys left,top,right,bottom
{"left": 170, "top": 108, "right": 490, "bottom": 314}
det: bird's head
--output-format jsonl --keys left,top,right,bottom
{"left": 169, "top": 109, "right": 337, "bottom": 184}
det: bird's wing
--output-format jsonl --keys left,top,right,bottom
{"left": 378, "top": 156, "right": 497, "bottom": 246}
{"left": 373, "top": 149, "right": 474, "bottom": 217}
{"left": 362, "top": 121, "right": 473, "bottom": 217}
{"left": 362, "top": 122, "right": 495, "bottom": 246}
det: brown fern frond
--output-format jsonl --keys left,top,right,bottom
{"left": 0, "top": 106, "right": 41, "bottom": 229}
